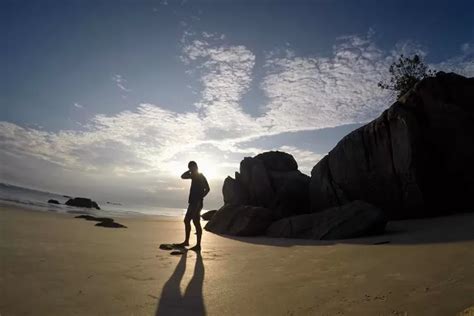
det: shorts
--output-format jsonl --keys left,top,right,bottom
{"left": 184, "top": 200, "right": 203, "bottom": 221}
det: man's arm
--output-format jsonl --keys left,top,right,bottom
{"left": 181, "top": 170, "right": 192, "bottom": 179}
{"left": 202, "top": 176, "right": 210, "bottom": 198}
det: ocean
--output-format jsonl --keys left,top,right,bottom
{"left": 0, "top": 183, "right": 187, "bottom": 218}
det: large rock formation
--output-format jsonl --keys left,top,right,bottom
{"left": 66, "top": 197, "right": 101, "bottom": 210}
{"left": 310, "top": 72, "right": 474, "bottom": 219}
{"left": 266, "top": 200, "right": 386, "bottom": 240}
{"left": 221, "top": 151, "right": 310, "bottom": 215}
{"left": 222, "top": 175, "right": 247, "bottom": 205}
{"left": 206, "top": 72, "right": 473, "bottom": 239}
{"left": 254, "top": 151, "right": 298, "bottom": 172}
{"left": 204, "top": 204, "right": 274, "bottom": 236}
{"left": 206, "top": 151, "right": 311, "bottom": 235}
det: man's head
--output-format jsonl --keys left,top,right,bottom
{"left": 188, "top": 161, "right": 198, "bottom": 173}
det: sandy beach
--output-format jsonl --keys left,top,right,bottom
{"left": 1, "top": 205, "right": 473, "bottom": 316}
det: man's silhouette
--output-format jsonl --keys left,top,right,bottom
{"left": 175, "top": 161, "right": 210, "bottom": 251}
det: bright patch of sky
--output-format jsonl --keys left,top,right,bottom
{"left": 1, "top": 0, "right": 473, "bottom": 209}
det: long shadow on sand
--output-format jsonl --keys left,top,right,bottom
{"left": 155, "top": 252, "right": 205, "bottom": 316}
{"left": 211, "top": 212, "right": 474, "bottom": 247}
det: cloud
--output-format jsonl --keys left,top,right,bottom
{"left": 182, "top": 35, "right": 266, "bottom": 144}
{"left": 112, "top": 74, "right": 131, "bottom": 92}
{"left": 277, "top": 146, "right": 325, "bottom": 175}
{"left": 1, "top": 32, "right": 473, "bottom": 208}
{"left": 258, "top": 35, "right": 398, "bottom": 133}
{"left": 73, "top": 102, "right": 84, "bottom": 109}
{"left": 431, "top": 42, "right": 474, "bottom": 77}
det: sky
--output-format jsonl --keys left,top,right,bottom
{"left": 1, "top": 0, "right": 473, "bottom": 209}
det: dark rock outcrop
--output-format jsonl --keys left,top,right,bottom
{"left": 75, "top": 215, "right": 113, "bottom": 222}
{"left": 91, "top": 201, "right": 100, "bottom": 210}
{"left": 270, "top": 170, "right": 311, "bottom": 218}
{"left": 254, "top": 151, "right": 298, "bottom": 172}
{"left": 239, "top": 157, "right": 275, "bottom": 207}
{"left": 95, "top": 221, "right": 127, "bottom": 228}
{"left": 66, "top": 197, "right": 101, "bottom": 210}
{"left": 47, "top": 199, "right": 60, "bottom": 204}
{"left": 220, "top": 151, "right": 310, "bottom": 216}
{"left": 222, "top": 175, "right": 247, "bottom": 205}
{"left": 204, "top": 204, "right": 274, "bottom": 236}
{"left": 266, "top": 200, "right": 386, "bottom": 239}
{"left": 201, "top": 210, "right": 217, "bottom": 221}
{"left": 310, "top": 72, "right": 474, "bottom": 219}
{"left": 206, "top": 73, "right": 473, "bottom": 239}
{"left": 75, "top": 215, "right": 126, "bottom": 228}
{"left": 207, "top": 151, "right": 313, "bottom": 236}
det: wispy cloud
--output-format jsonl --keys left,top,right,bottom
{"left": 73, "top": 102, "right": 84, "bottom": 109}
{"left": 259, "top": 35, "right": 398, "bottom": 132}
{"left": 112, "top": 74, "right": 131, "bottom": 92}
{"left": 431, "top": 42, "right": 474, "bottom": 77}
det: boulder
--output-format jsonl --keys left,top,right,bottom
{"left": 74, "top": 215, "right": 113, "bottom": 222}
{"left": 66, "top": 197, "right": 101, "bottom": 210}
{"left": 220, "top": 151, "right": 310, "bottom": 219}
{"left": 205, "top": 204, "right": 274, "bottom": 236}
{"left": 47, "top": 199, "right": 60, "bottom": 204}
{"left": 238, "top": 157, "right": 275, "bottom": 207}
{"left": 310, "top": 72, "right": 474, "bottom": 219}
{"left": 222, "top": 176, "right": 247, "bottom": 205}
{"left": 266, "top": 200, "right": 386, "bottom": 240}
{"left": 95, "top": 221, "right": 127, "bottom": 228}
{"left": 201, "top": 210, "right": 217, "bottom": 221}
{"left": 75, "top": 215, "right": 126, "bottom": 228}
{"left": 249, "top": 158, "right": 275, "bottom": 207}
{"left": 254, "top": 151, "right": 298, "bottom": 172}
{"left": 91, "top": 201, "right": 100, "bottom": 210}
{"left": 269, "top": 170, "right": 311, "bottom": 218}
{"left": 239, "top": 157, "right": 255, "bottom": 188}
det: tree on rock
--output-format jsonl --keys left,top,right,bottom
{"left": 378, "top": 54, "right": 436, "bottom": 98}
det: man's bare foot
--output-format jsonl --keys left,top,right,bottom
{"left": 189, "top": 245, "right": 201, "bottom": 252}
{"left": 173, "top": 242, "right": 189, "bottom": 248}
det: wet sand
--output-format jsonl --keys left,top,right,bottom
{"left": 1, "top": 205, "right": 473, "bottom": 315}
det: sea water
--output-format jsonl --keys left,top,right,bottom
{"left": 0, "top": 183, "right": 186, "bottom": 218}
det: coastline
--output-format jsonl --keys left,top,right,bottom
{"left": 1, "top": 204, "right": 473, "bottom": 315}
{"left": 0, "top": 200, "right": 185, "bottom": 221}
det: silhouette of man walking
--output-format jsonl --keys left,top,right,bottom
{"left": 176, "top": 161, "right": 210, "bottom": 251}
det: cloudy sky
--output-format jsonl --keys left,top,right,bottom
{"left": 1, "top": 0, "right": 473, "bottom": 209}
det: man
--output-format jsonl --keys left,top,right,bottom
{"left": 175, "top": 161, "right": 210, "bottom": 251}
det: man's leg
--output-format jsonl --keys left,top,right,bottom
{"left": 175, "top": 205, "right": 192, "bottom": 247}
{"left": 189, "top": 201, "right": 203, "bottom": 251}
{"left": 191, "top": 217, "right": 202, "bottom": 250}
{"left": 184, "top": 217, "right": 191, "bottom": 245}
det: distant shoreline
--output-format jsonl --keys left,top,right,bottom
{"left": 0, "top": 182, "right": 189, "bottom": 218}
{"left": 0, "top": 203, "right": 183, "bottom": 221}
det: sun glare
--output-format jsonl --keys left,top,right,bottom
{"left": 167, "top": 157, "right": 221, "bottom": 180}
{"left": 196, "top": 158, "right": 220, "bottom": 180}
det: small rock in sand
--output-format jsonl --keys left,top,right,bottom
{"left": 95, "top": 221, "right": 127, "bottom": 228}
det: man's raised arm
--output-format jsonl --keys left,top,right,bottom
{"left": 181, "top": 170, "right": 192, "bottom": 179}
